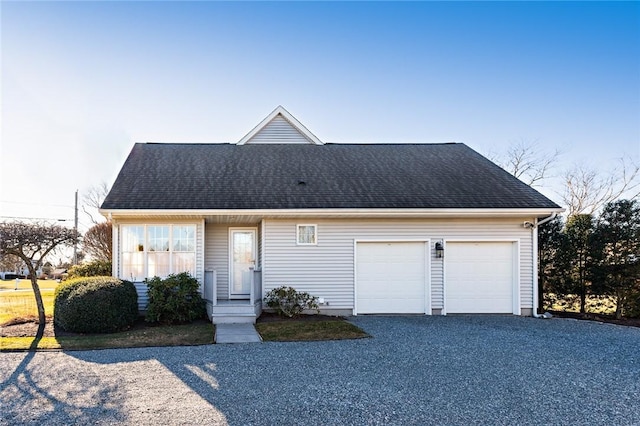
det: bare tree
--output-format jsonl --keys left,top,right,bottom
{"left": 490, "top": 140, "right": 561, "bottom": 187}
{"left": 83, "top": 221, "right": 113, "bottom": 262}
{"left": 82, "top": 182, "right": 110, "bottom": 224}
{"left": 562, "top": 157, "right": 640, "bottom": 217}
{"left": 0, "top": 222, "right": 78, "bottom": 338}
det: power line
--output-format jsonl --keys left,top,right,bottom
{"left": 0, "top": 215, "right": 74, "bottom": 222}
{"left": 0, "top": 200, "right": 75, "bottom": 209}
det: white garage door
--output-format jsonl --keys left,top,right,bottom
{"left": 356, "top": 242, "right": 426, "bottom": 314}
{"left": 445, "top": 242, "right": 515, "bottom": 314}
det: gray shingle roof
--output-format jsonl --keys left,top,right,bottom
{"left": 101, "top": 143, "right": 561, "bottom": 210}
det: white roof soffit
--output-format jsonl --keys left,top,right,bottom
{"left": 236, "top": 105, "right": 324, "bottom": 145}
{"left": 101, "top": 207, "right": 565, "bottom": 219}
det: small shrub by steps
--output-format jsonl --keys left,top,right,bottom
{"left": 145, "top": 272, "right": 206, "bottom": 324}
{"left": 264, "top": 286, "right": 319, "bottom": 318}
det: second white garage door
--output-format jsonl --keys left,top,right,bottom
{"left": 445, "top": 242, "right": 516, "bottom": 314}
{"left": 356, "top": 242, "right": 427, "bottom": 314}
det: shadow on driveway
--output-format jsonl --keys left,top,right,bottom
{"left": 2, "top": 316, "right": 640, "bottom": 425}
{"left": 0, "top": 340, "right": 124, "bottom": 424}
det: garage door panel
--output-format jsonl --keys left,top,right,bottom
{"left": 356, "top": 242, "right": 426, "bottom": 314}
{"left": 359, "top": 298, "right": 425, "bottom": 314}
{"left": 446, "top": 242, "right": 515, "bottom": 314}
{"left": 447, "top": 296, "right": 512, "bottom": 313}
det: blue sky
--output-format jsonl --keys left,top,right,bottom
{"left": 1, "top": 1, "right": 639, "bottom": 230}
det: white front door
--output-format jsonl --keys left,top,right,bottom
{"left": 229, "top": 229, "right": 256, "bottom": 298}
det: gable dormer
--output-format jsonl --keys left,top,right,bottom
{"left": 237, "top": 105, "right": 324, "bottom": 145}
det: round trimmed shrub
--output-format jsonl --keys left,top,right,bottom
{"left": 54, "top": 276, "right": 138, "bottom": 333}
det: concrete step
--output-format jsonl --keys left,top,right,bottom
{"left": 211, "top": 314, "right": 257, "bottom": 324}
{"left": 208, "top": 300, "right": 262, "bottom": 324}
{"left": 210, "top": 304, "right": 257, "bottom": 315}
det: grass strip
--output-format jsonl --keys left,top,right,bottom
{"left": 0, "top": 289, "right": 56, "bottom": 324}
{"left": 0, "top": 279, "right": 59, "bottom": 291}
{"left": 256, "top": 320, "right": 369, "bottom": 342}
{"left": 0, "top": 322, "right": 214, "bottom": 351}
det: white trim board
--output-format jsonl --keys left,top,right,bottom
{"left": 228, "top": 227, "right": 258, "bottom": 299}
{"left": 102, "top": 207, "right": 564, "bottom": 219}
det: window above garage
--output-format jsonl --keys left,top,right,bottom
{"left": 296, "top": 224, "right": 317, "bottom": 245}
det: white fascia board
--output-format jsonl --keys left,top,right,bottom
{"left": 236, "top": 105, "right": 324, "bottom": 145}
{"left": 100, "top": 207, "right": 565, "bottom": 219}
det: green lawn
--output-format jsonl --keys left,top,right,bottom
{"left": 0, "top": 280, "right": 58, "bottom": 324}
{"left": 0, "top": 279, "right": 58, "bottom": 291}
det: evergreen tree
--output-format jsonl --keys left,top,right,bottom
{"left": 538, "top": 216, "right": 565, "bottom": 312}
{"left": 562, "top": 214, "right": 596, "bottom": 313}
{"left": 591, "top": 200, "right": 640, "bottom": 319}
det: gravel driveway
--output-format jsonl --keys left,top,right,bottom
{"left": 1, "top": 316, "right": 639, "bottom": 425}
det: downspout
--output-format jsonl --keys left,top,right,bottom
{"left": 536, "top": 212, "right": 557, "bottom": 228}
{"left": 531, "top": 213, "right": 557, "bottom": 318}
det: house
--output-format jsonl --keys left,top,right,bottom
{"left": 0, "top": 262, "right": 41, "bottom": 280}
{"left": 100, "top": 106, "right": 563, "bottom": 323}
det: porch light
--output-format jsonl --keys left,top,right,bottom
{"left": 435, "top": 241, "right": 444, "bottom": 258}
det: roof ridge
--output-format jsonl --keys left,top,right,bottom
{"left": 139, "top": 141, "right": 465, "bottom": 146}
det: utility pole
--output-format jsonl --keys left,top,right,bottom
{"left": 73, "top": 189, "right": 78, "bottom": 265}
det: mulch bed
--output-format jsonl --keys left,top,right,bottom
{"left": 0, "top": 319, "right": 60, "bottom": 338}
{"left": 1, "top": 313, "right": 340, "bottom": 337}
{"left": 256, "top": 312, "right": 346, "bottom": 323}
{"left": 0, "top": 317, "right": 199, "bottom": 338}
{"left": 7, "top": 312, "right": 637, "bottom": 337}
{"left": 0, "top": 313, "right": 341, "bottom": 337}
{"left": 550, "top": 311, "right": 640, "bottom": 328}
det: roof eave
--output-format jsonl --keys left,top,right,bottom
{"left": 100, "top": 207, "right": 565, "bottom": 220}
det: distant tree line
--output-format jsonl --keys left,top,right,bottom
{"left": 492, "top": 141, "right": 640, "bottom": 319}
{"left": 539, "top": 199, "right": 640, "bottom": 319}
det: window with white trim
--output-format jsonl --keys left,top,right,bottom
{"left": 296, "top": 224, "right": 317, "bottom": 245}
{"left": 147, "top": 225, "right": 170, "bottom": 278}
{"left": 120, "top": 225, "right": 196, "bottom": 281}
{"left": 122, "top": 226, "right": 145, "bottom": 281}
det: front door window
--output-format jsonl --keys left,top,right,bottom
{"left": 231, "top": 229, "right": 256, "bottom": 296}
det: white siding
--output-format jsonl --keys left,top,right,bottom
{"left": 134, "top": 282, "right": 148, "bottom": 311}
{"left": 244, "top": 116, "right": 313, "bottom": 144}
{"left": 262, "top": 218, "right": 535, "bottom": 313}
{"left": 204, "top": 222, "right": 258, "bottom": 300}
{"left": 257, "top": 221, "right": 263, "bottom": 269}
{"left": 519, "top": 232, "right": 534, "bottom": 309}
{"left": 205, "top": 224, "right": 228, "bottom": 301}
